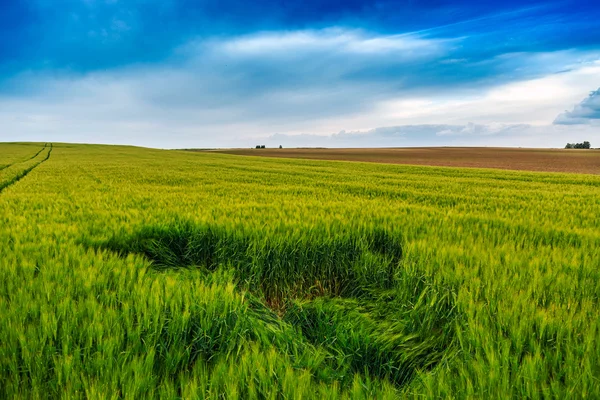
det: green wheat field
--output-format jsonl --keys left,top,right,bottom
{"left": 1, "top": 142, "right": 599, "bottom": 399}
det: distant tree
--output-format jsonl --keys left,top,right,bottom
{"left": 260, "top": 145, "right": 266, "bottom": 149}
{"left": 255, "top": 145, "right": 261, "bottom": 149}
{"left": 279, "top": 145, "right": 283, "bottom": 149}
{"left": 565, "top": 141, "right": 591, "bottom": 149}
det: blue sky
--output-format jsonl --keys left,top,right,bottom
{"left": 1, "top": 0, "right": 599, "bottom": 148}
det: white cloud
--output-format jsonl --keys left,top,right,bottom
{"left": 263, "top": 123, "right": 600, "bottom": 149}
{"left": 204, "top": 28, "right": 452, "bottom": 57}
{"left": 355, "top": 60, "right": 600, "bottom": 129}
{"left": 1, "top": 30, "right": 599, "bottom": 148}
{"left": 554, "top": 87, "right": 600, "bottom": 125}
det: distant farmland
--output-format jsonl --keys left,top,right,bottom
{"left": 212, "top": 147, "right": 600, "bottom": 174}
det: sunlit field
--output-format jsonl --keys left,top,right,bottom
{"left": 1, "top": 143, "right": 599, "bottom": 398}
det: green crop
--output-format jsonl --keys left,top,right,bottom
{"left": 0, "top": 143, "right": 599, "bottom": 399}
{"left": 0, "top": 143, "right": 52, "bottom": 192}
{"left": 0, "top": 143, "right": 46, "bottom": 169}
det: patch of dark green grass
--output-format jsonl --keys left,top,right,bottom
{"left": 87, "top": 221, "right": 459, "bottom": 390}
{"left": 94, "top": 221, "right": 403, "bottom": 302}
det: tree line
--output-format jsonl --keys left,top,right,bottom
{"left": 565, "top": 141, "right": 591, "bottom": 149}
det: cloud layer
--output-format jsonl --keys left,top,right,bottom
{"left": 262, "top": 123, "right": 600, "bottom": 149}
{"left": 554, "top": 88, "right": 600, "bottom": 125}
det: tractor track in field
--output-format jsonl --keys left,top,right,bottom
{"left": 0, "top": 144, "right": 48, "bottom": 172}
{"left": 0, "top": 144, "right": 53, "bottom": 194}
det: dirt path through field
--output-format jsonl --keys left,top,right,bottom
{"left": 209, "top": 147, "right": 600, "bottom": 174}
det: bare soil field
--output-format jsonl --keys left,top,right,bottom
{"left": 211, "top": 147, "right": 600, "bottom": 174}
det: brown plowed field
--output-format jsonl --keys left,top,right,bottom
{"left": 211, "top": 147, "right": 600, "bottom": 174}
